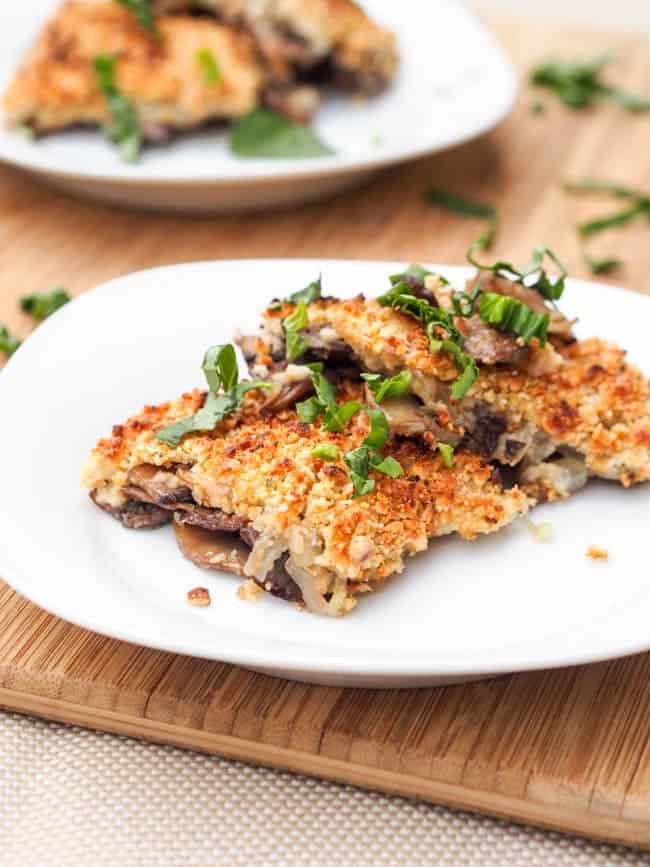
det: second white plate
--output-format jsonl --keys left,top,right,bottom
{"left": 0, "top": 0, "right": 516, "bottom": 211}
{"left": 0, "top": 259, "right": 649, "bottom": 687}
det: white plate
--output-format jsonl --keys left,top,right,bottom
{"left": 0, "top": 0, "right": 516, "bottom": 211}
{"left": 1, "top": 259, "right": 649, "bottom": 687}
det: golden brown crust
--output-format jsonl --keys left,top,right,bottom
{"left": 3, "top": 1, "right": 262, "bottom": 132}
{"left": 153, "top": 0, "right": 398, "bottom": 92}
{"left": 315, "top": 300, "right": 650, "bottom": 487}
{"left": 82, "top": 381, "right": 529, "bottom": 614}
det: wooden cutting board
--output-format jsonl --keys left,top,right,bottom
{"left": 1, "top": 13, "right": 650, "bottom": 851}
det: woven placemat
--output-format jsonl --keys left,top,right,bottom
{"left": 1, "top": 711, "right": 647, "bottom": 867}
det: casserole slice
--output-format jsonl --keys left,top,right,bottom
{"left": 241, "top": 264, "right": 650, "bottom": 500}
{"left": 82, "top": 360, "right": 528, "bottom": 616}
{"left": 3, "top": 1, "right": 262, "bottom": 143}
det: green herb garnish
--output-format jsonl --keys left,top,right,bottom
{"left": 467, "top": 244, "right": 567, "bottom": 302}
{"left": 530, "top": 55, "right": 650, "bottom": 112}
{"left": 389, "top": 264, "right": 441, "bottom": 286}
{"left": 426, "top": 189, "right": 498, "bottom": 249}
{"left": 361, "top": 370, "right": 412, "bottom": 403}
{"left": 156, "top": 344, "right": 269, "bottom": 446}
{"left": 452, "top": 282, "right": 481, "bottom": 318}
{"left": 312, "top": 443, "right": 340, "bottom": 461}
{"left": 563, "top": 178, "right": 650, "bottom": 274}
{"left": 343, "top": 409, "right": 404, "bottom": 498}
{"left": 283, "top": 299, "right": 310, "bottom": 363}
{"left": 20, "top": 288, "right": 70, "bottom": 320}
{"left": 531, "top": 101, "right": 546, "bottom": 115}
{"left": 116, "top": 0, "right": 157, "bottom": 34}
{"left": 196, "top": 49, "right": 221, "bottom": 85}
{"left": 0, "top": 326, "right": 21, "bottom": 358}
{"left": 230, "top": 108, "right": 334, "bottom": 159}
{"left": 94, "top": 54, "right": 142, "bottom": 163}
{"left": 287, "top": 276, "right": 322, "bottom": 306}
{"left": 438, "top": 443, "right": 455, "bottom": 468}
{"left": 378, "top": 278, "right": 478, "bottom": 400}
{"left": 479, "top": 293, "right": 549, "bottom": 346}
{"left": 296, "top": 365, "right": 362, "bottom": 433}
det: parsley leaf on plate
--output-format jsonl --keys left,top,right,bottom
{"left": 230, "top": 109, "right": 334, "bottom": 159}
{"left": 426, "top": 189, "right": 498, "bottom": 250}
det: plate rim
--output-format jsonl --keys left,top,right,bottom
{"left": 1, "top": 257, "right": 649, "bottom": 684}
{"left": 0, "top": 0, "right": 517, "bottom": 187}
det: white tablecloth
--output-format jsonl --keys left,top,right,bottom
{"left": 1, "top": 711, "right": 647, "bottom": 867}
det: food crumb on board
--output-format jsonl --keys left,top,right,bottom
{"left": 237, "top": 579, "right": 263, "bottom": 602}
{"left": 187, "top": 587, "right": 211, "bottom": 606}
{"left": 524, "top": 517, "right": 553, "bottom": 543}
{"left": 586, "top": 545, "right": 609, "bottom": 562}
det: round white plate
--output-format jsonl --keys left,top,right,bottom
{"left": 1, "top": 259, "right": 648, "bottom": 687}
{"left": 0, "top": 0, "right": 516, "bottom": 211}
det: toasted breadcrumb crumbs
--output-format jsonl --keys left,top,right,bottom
{"left": 237, "top": 579, "right": 263, "bottom": 602}
{"left": 524, "top": 517, "right": 554, "bottom": 543}
{"left": 187, "top": 587, "right": 211, "bottom": 606}
{"left": 586, "top": 545, "right": 609, "bottom": 561}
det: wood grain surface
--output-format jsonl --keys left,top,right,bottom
{"left": 1, "top": 15, "right": 650, "bottom": 851}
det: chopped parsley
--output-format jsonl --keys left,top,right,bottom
{"left": 156, "top": 344, "right": 269, "bottom": 446}
{"left": 389, "top": 264, "right": 441, "bottom": 287}
{"left": 296, "top": 364, "right": 361, "bottom": 433}
{"left": 230, "top": 108, "right": 334, "bottom": 158}
{"left": 94, "top": 54, "right": 142, "bottom": 163}
{"left": 312, "top": 443, "right": 339, "bottom": 461}
{"left": 343, "top": 409, "right": 404, "bottom": 498}
{"left": 530, "top": 55, "right": 650, "bottom": 112}
{"left": 269, "top": 276, "right": 323, "bottom": 359}
{"left": 283, "top": 299, "right": 310, "bottom": 363}
{"left": 451, "top": 282, "right": 481, "bottom": 318}
{"left": 0, "top": 326, "right": 21, "bottom": 358}
{"left": 361, "top": 370, "right": 412, "bottom": 403}
{"left": 438, "top": 443, "right": 455, "bottom": 468}
{"left": 425, "top": 189, "right": 497, "bottom": 250}
{"left": 20, "top": 288, "right": 70, "bottom": 320}
{"left": 467, "top": 244, "right": 567, "bottom": 302}
{"left": 479, "top": 293, "right": 549, "bottom": 346}
{"left": 196, "top": 49, "right": 221, "bottom": 85}
{"left": 378, "top": 276, "right": 478, "bottom": 400}
{"left": 564, "top": 178, "right": 650, "bottom": 274}
{"left": 287, "top": 276, "right": 322, "bottom": 306}
{"left": 116, "top": 0, "right": 157, "bottom": 34}
{"left": 296, "top": 366, "right": 403, "bottom": 497}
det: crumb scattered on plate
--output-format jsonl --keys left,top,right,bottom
{"left": 187, "top": 586, "right": 211, "bottom": 606}
{"left": 586, "top": 545, "right": 609, "bottom": 561}
{"left": 524, "top": 517, "right": 553, "bottom": 543}
{"left": 237, "top": 579, "right": 263, "bottom": 602}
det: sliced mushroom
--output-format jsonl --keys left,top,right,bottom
{"left": 123, "top": 465, "right": 192, "bottom": 507}
{"left": 458, "top": 314, "right": 529, "bottom": 366}
{"left": 174, "top": 519, "right": 250, "bottom": 576}
{"left": 364, "top": 385, "right": 461, "bottom": 444}
{"left": 174, "top": 505, "right": 250, "bottom": 534}
{"left": 174, "top": 518, "right": 303, "bottom": 603}
{"left": 263, "top": 83, "right": 321, "bottom": 122}
{"left": 90, "top": 490, "right": 171, "bottom": 530}
{"left": 520, "top": 456, "right": 589, "bottom": 502}
{"left": 262, "top": 378, "right": 314, "bottom": 414}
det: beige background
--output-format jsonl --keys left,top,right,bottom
{"left": 2, "top": 711, "right": 649, "bottom": 867}
{"left": 472, "top": 0, "right": 650, "bottom": 32}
